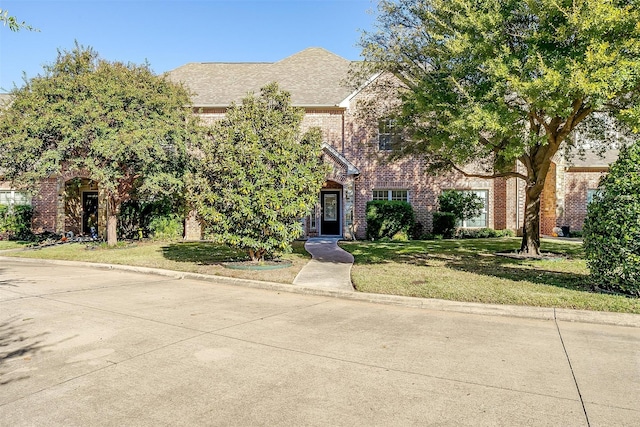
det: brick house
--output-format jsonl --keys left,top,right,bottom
{"left": 169, "top": 47, "right": 617, "bottom": 239}
{"left": 0, "top": 48, "right": 619, "bottom": 239}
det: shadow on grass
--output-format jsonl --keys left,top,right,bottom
{"left": 341, "top": 238, "right": 592, "bottom": 292}
{"left": 161, "top": 242, "right": 250, "bottom": 265}
{"left": 160, "top": 240, "right": 310, "bottom": 265}
{"left": 443, "top": 256, "right": 591, "bottom": 291}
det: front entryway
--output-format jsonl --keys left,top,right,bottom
{"left": 82, "top": 191, "right": 98, "bottom": 234}
{"left": 320, "top": 191, "right": 341, "bottom": 236}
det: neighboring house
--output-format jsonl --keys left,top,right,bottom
{"left": 0, "top": 48, "right": 621, "bottom": 239}
{"left": 0, "top": 92, "right": 105, "bottom": 237}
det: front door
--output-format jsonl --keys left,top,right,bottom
{"left": 82, "top": 191, "right": 98, "bottom": 235}
{"left": 320, "top": 191, "right": 340, "bottom": 236}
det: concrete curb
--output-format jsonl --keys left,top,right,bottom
{"left": 1, "top": 255, "right": 639, "bottom": 328}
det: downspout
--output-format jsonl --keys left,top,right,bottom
{"left": 341, "top": 110, "right": 345, "bottom": 154}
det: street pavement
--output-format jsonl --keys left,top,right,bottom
{"left": 0, "top": 258, "right": 639, "bottom": 426}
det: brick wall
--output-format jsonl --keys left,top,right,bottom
{"left": 31, "top": 178, "right": 59, "bottom": 233}
{"left": 562, "top": 169, "right": 607, "bottom": 232}
{"left": 540, "top": 162, "right": 557, "bottom": 235}
{"left": 344, "top": 89, "right": 500, "bottom": 239}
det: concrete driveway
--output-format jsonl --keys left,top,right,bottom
{"left": 1, "top": 259, "right": 639, "bottom": 426}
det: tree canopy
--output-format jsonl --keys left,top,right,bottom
{"left": 0, "top": 44, "right": 200, "bottom": 245}
{"left": 187, "top": 83, "right": 327, "bottom": 262}
{"left": 358, "top": 0, "right": 640, "bottom": 255}
{"left": 0, "top": 8, "right": 37, "bottom": 32}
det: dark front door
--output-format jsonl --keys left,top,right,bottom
{"left": 321, "top": 191, "right": 340, "bottom": 236}
{"left": 82, "top": 191, "right": 98, "bottom": 235}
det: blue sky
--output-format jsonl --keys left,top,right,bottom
{"left": 0, "top": 0, "right": 377, "bottom": 91}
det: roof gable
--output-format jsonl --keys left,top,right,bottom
{"left": 167, "top": 48, "right": 354, "bottom": 107}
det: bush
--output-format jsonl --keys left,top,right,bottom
{"left": 455, "top": 228, "right": 515, "bottom": 239}
{"left": 148, "top": 214, "right": 184, "bottom": 241}
{"left": 569, "top": 230, "right": 584, "bottom": 238}
{"left": 432, "top": 211, "right": 456, "bottom": 239}
{"left": 583, "top": 143, "right": 640, "bottom": 296}
{"left": 0, "top": 204, "right": 34, "bottom": 240}
{"left": 366, "top": 200, "right": 416, "bottom": 240}
{"left": 118, "top": 198, "right": 181, "bottom": 239}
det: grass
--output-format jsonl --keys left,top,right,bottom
{"left": 2, "top": 236, "right": 638, "bottom": 314}
{"left": 0, "top": 240, "right": 29, "bottom": 251}
{"left": 1, "top": 240, "right": 310, "bottom": 284}
{"left": 340, "top": 237, "right": 640, "bottom": 314}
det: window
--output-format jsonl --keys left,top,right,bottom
{"left": 0, "top": 190, "right": 31, "bottom": 206}
{"left": 458, "top": 190, "right": 488, "bottom": 228}
{"left": 372, "top": 189, "right": 409, "bottom": 202}
{"left": 378, "top": 119, "right": 397, "bottom": 151}
{"left": 586, "top": 189, "right": 599, "bottom": 205}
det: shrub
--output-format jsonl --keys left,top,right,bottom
{"left": 569, "top": 230, "right": 584, "bottom": 238}
{"left": 0, "top": 204, "right": 34, "bottom": 240}
{"left": 118, "top": 197, "right": 181, "bottom": 239}
{"left": 432, "top": 211, "right": 456, "bottom": 239}
{"left": 455, "top": 228, "right": 515, "bottom": 239}
{"left": 583, "top": 143, "right": 640, "bottom": 296}
{"left": 366, "top": 200, "right": 416, "bottom": 240}
{"left": 148, "top": 214, "right": 184, "bottom": 241}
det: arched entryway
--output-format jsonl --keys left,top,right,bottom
{"left": 62, "top": 177, "right": 101, "bottom": 237}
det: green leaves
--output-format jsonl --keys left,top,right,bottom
{"left": 0, "top": 44, "right": 201, "bottom": 244}
{"left": 359, "top": 0, "right": 640, "bottom": 254}
{"left": 187, "top": 83, "right": 328, "bottom": 261}
{"left": 584, "top": 142, "right": 640, "bottom": 296}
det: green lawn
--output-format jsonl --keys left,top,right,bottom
{"left": 0, "top": 240, "right": 29, "bottom": 251}
{"left": 1, "top": 240, "right": 310, "bottom": 284}
{"left": 3, "top": 236, "right": 638, "bottom": 314}
{"left": 340, "top": 237, "right": 640, "bottom": 314}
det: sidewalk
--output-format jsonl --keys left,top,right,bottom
{"left": 292, "top": 237, "right": 354, "bottom": 291}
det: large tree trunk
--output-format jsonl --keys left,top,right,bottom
{"left": 107, "top": 214, "right": 118, "bottom": 246}
{"left": 520, "top": 185, "right": 543, "bottom": 256}
{"left": 106, "top": 195, "right": 119, "bottom": 247}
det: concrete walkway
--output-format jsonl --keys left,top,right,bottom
{"left": 1, "top": 259, "right": 639, "bottom": 426}
{"left": 293, "top": 237, "right": 354, "bottom": 291}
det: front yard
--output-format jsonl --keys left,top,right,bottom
{"left": 340, "top": 237, "right": 640, "bottom": 314}
{"left": 0, "top": 240, "right": 310, "bottom": 284}
{"left": 2, "top": 237, "right": 638, "bottom": 314}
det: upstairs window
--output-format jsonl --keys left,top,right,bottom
{"left": 378, "top": 119, "right": 397, "bottom": 151}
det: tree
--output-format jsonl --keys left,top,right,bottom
{"left": 0, "top": 44, "right": 199, "bottom": 245}
{"left": 358, "top": 0, "right": 640, "bottom": 255}
{"left": 1, "top": 9, "right": 37, "bottom": 31}
{"left": 187, "top": 83, "right": 327, "bottom": 262}
{"left": 583, "top": 143, "right": 640, "bottom": 296}
{"left": 437, "top": 190, "right": 484, "bottom": 225}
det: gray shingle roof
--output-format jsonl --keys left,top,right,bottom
{"left": 567, "top": 149, "right": 619, "bottom": 168}
{"left": 166, "top": 47, "right": 354, "bottom": 107}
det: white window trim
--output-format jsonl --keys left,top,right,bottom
{"left": 0, "top": 190, "right": 32, "bottom": 207}
{"left": 456, "top": 189, "right": 488, "bottom": 228}
{"left": 372, "top": 189, "right": 410, "bottom": 203}
{"left": 378, "top": 119, "right": 396, "bottom": 151}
